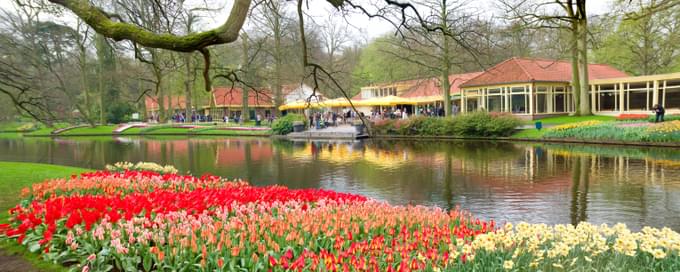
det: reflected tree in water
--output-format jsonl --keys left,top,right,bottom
{"left": 570, "top": 155, "right": 590, "bottom": 225}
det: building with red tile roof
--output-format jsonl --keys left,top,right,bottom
{"left": 145, "top": 87, "right": 277, "bottom": 120}
{"left": 145, "top": 96, "right": 187, "bottom": 112}
{"left": 457, "top": 57, "right": 659, "bottom": 119}
{"left": 460, "top": 57, "right": 628, "bottom": 87}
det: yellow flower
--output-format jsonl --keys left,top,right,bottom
{"left": 652, "top": 248, "right": 666, "bottom": 259}
{"left": 552, "top": 263, "right": 564, "bottom": 269}
{"left": 503, "top": 260, "right": 514, "bottom": 270}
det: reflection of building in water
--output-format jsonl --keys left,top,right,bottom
{"left": 215, "top": 139, "right": 273, "bottom": 165}
{"left": 284, "top": 142, "right": 417, "bottom": 169}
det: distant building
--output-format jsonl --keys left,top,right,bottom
{"left": 459, "top": 57, "right": 680, "bottom": 118}
{"left": 208, "top": 87, "right": 275, "bottom": 119}
{"left": 144, "top": 87, "right": 276, "bottom": 121}
{"left": 282, "top": 83, "right": 318, "bottom": 104}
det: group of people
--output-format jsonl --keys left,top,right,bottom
{"left": 309, "top": 111, "right": 340, "bottom": 129}
{"left": 369, "top": 104, "right": 461, "bottom": 120}
{"left": 171, "top": 112, "right": 213, "bottom": 123}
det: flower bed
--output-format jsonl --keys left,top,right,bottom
{"left": 543, "top": 120, "right": 680, "bottom": 143}
{"left": 1, "top": 164, "right": 680, "bottom": 271}
{"left": 616, "top": 114, "right": 650, "bottom": 121}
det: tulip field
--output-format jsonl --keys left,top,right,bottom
{"left": 1, "top": 162, "right": 680, "bottom": 271}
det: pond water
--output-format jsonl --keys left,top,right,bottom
{"left": 1, "top": 136, "right": 680, "bottom": 230}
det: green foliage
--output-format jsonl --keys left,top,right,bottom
{"left": 351, "top": 35, "right": 434, "bottom": 92}
{"left": 271, "top": 114, "right": 306, "bottom": 135}
{"left": 61, "top": 125, "right": 116, "bottom": 135}
{"left": 371, "top": 112, "right": 522, "bottom": 137}
{"left": 106, "top": 103, "right": 133, "bottom": 124}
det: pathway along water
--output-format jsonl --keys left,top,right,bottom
{"left": 1, "top": 136, "right": 679, "bottom": 231}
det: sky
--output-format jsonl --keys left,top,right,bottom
{"left": 0, "top": 0, "right": 614, "bottom": 42}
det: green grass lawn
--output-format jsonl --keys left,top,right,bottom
{"left": 511, "top": 129, "right": 545, "bottom": 139}
{"left": 119, "top": 127, "right": 144, "bottom": 135}
{"left": 0, "top": 162, "right": 91, "bottom": 272}
{"left": 0, "top": 133, "right": 22, "bottom": 139}
{"left": 23, "top": 123, "right": 70, "bottom": 136}
{"left": 144, "top": 127, "right": 193, "bottom": 134}
{"left": 59, "top": 125, "right": 116, "bottom": 135}
{"left": 0, "top": 122, "right": 27, "bottom": 132}
{"left": 194, "top": 129, "right": 271, "bottom": 136}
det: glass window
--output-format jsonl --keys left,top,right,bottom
{"left": 665, "top": 86, "right": 680, "bottom": 109}
{"left": 488, "top": 88, "right": 502, "bottom": 94}
{"left": 466, "top": 98, "right": 479, "bottom": 111}
{"left": 511, "top": 94, "right": 527, "bottom": 113}
{"left": 599, "top": 92, "right": 617, "bottom": 111}
{"left": 536, "top": 94, "right": 547, "bottom": 113}
{"left": 487, "top": 96, "right": 503, "bottom": 112}
{"left": 627, "top": 91, "right": 648, "bottom": 110}
{"left": 555, "top": 94, "right": 565, "bottom": 112}
{"left": 511, "top": 87, "right": 525, "bottom": 93}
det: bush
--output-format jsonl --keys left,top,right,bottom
{"left": 371, "top": 112, "right": 522, "bottom": 137}
{"left": 271, "top": 113, "right": 306, "bottom": 135}
{"left": 106, "top": 103, "right": 134, "bottom": 124}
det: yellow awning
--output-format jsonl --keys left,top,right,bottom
{"left": 279, "top": 98, "right": 358, "bottom": 110}
{"left": 355, "top": 96, "right": 417, "bottom": 106}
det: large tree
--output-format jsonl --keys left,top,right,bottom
{"left": 594, "top": 0, "right": 680, "bottom": 75}
{"left": 502, "top": 0, "right": 592, "bottom": 115}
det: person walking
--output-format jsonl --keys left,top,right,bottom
{"left": 653, "top": 104, "right": 665, "bottom": 122}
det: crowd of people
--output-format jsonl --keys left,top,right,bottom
{"left": 368, "top": 104, "right": 461, "bottom": 120}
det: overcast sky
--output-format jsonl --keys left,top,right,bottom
{"left": 0, "top": 0, "right": 614, "bottom": 42}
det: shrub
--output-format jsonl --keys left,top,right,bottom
{"left": 271, "top": 113, "right": 306, "bottom": 135}
{"left": 372, "top": 112, "right": 521, "bottom": 137}
{"left": 449, "top": 112, "right": 522, "bottom": 137}
{"left": 106, "top": 103, "right": 134, "bottom": 124}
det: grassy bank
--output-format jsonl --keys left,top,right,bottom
{"left": 514, "top": 115, "right": 618, "bottom": 139}
{"left": 0, "top": 162, "right": 90, "bottom": 272}
{"left": 18, "top": 124, "right": 272, "bottom": 137}
{"left": 0, "top": 162, "right": 91, "bottom": 223}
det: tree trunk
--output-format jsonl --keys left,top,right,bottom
{"left": 273, "top": 14, "right": 284, "bottom": 115}
{"left": 577, "top": 18, "right": 591, "bottom": 115}
{"left": 570, "top": 21, "right": 582, "bottom": 116}
{"left": 241, "top": 33, "right": 250, "bottom": 122}
{"left": 440, "top": 0, "right": 451, "bottom": 117}
{"left": 184, "top": 53, "right": 193, "bottom": 121}
{"left": 156, "top": 70, "right": 166, "bottom": 123}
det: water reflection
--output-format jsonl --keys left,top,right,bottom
{"left": 1, "top": 136, "right": 679, "bottom": 230}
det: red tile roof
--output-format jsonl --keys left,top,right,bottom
{"left": 145, "top": 96, "right": 187, "bottom": 111}
{"left": 401, "top": 72, "right": 483, "bottom": 98}
{"left": 460, "top": 57, "right": 628, "bottom": 87}
{"left": 212, "top": 87, "right": 274, "bottom": 108}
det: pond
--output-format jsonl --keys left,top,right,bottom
{"left": 1, "top": 136, "right": 680, "bottom": 231}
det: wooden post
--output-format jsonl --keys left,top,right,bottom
{"left": 590, "top": 84, "right": 596, "bottom": 113}
{"left": 528, "top": 84, "right": 534, "bottom": 115}
{"left": 619, "top": 82, "right": 625, "bottom": 113}
{"left": 652, "top": 80, "right": 659, "bottom": 106}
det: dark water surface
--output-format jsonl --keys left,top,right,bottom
{"left": 1, "top": 136, "right": 680, "bottom": 230}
